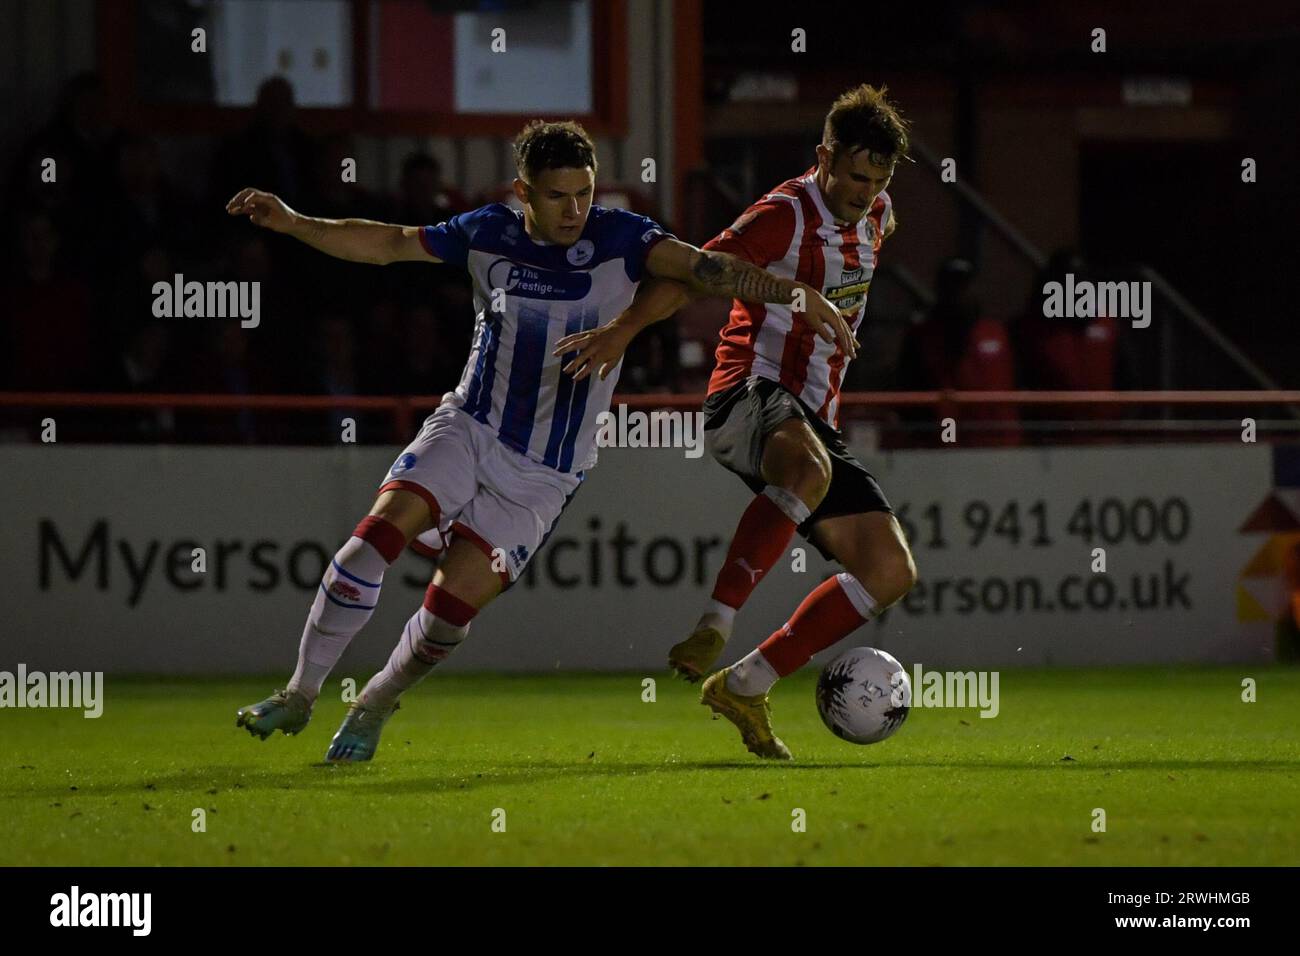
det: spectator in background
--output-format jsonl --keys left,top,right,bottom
{"left": 103, "top": 242, "right": 176, "bottom": 369}
{"left": 211, "top": 76, "right": 315, "bottom": 210}
{"left": 178, "top": 319, "right": 260, "bottom": 444}
{"left": 224, "top": 228, "right": 310, "bottom": 393}
{"left": 0, "top": 207, "right": 96, "bottom": 391}
{"left": 100, "top": 321, "right": 177, "bottom": 443}
{"left": 5, "top": 73, "right": 114, "bottom": 279}
{"left": 1014, "top": 248, "right": 1132, "bottom": 440}
{"left": 391, "top": 304, "right": 466, "bottom": 397}
{"left": 97, "top": 132, "right": 199, "bottom": 292}
{"left": 381, "top": 152, "right": 475, "bottom": 357}
{"left": 206, "top": 77, "right": 319, "bottom": 423}
{"left": 306, "top": 134, "right": 377, "bottom": 219}
{"left": 176, "top": 229, "right": 306, "bottom": 443}
{"left": 390, "top": 152, "right": 469, "bottom": 225}
{"left": 356, "top": 298, "right": 404, "bottom": 398}
{"left": 317, "top": 313, "right": 361, "bottom": 441}
{"left": 900, "top": 257, "right": 1022, "bottom": 446}
{"left": 296, "top": 134, "right": 377, "bottom": 326}
{"left": 1017, "top": 249, "right": 1119, "bottom": 391}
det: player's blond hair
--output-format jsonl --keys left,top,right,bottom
{"left": 513, "top": 120, "right": 599, "bottom": 182}
{"left": 822, "top": 85, "right": 910, "bottom": 166}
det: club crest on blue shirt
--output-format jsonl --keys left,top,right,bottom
{"left": 390, "top": 453, "right": 418, "bottom": 476}
{"left": 566, "top": 239, "right": 595, "bottom": 266}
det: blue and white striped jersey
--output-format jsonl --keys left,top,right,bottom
{"left": 419, "top": 203, "right": 671, "bottom": 474}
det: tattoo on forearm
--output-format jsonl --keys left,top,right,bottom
{"left": 690, "top": 252, "right": 726, "bottom": 285}
{"left": 734, "top": 266, "right": 786, "bottom": 303}
{"left": 692, "top": 251, "right": 790, "bottom": 303}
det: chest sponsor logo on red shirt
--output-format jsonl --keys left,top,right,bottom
{"left": 824, "top": 267, "right": 870, "bottom": 313}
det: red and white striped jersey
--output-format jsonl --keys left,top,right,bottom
{"left": 704, "top": 166, "right": 892, "bottom": 429}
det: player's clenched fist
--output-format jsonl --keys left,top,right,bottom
{"left": 226, "top": 188, "right": 298, "bottom": 234}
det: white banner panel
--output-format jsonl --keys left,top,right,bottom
{"left": 0, "top": 441, "right": 1284, "bottom": 674}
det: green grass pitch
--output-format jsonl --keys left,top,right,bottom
{"left": 4, "top": 667, "right": 1298, "bottom": 866}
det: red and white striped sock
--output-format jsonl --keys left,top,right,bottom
{"left": 727, "top": 573, "right": 879, "bottom": 695}
{"left": 359, "top": 583, "right": 476, "bottom": 710}
{"left": 287, "top": 515, "right": 410, "bottom": 704}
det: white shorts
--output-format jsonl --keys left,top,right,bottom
{"left": 379, "top": 403, "right": 583, "bottom": 582}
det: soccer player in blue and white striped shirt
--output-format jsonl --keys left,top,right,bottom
{"left": 228, "top": 120, "right": 853, "bottom": 761}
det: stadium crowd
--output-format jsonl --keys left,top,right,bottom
{"left": 3, "top": 74, "right": 1130, "bottom": 446}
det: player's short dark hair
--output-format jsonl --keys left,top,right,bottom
{"left": 822, "top": 85, "right": 910, "bottom": 167}
{"left": 513, "top": 120, "right": 598, "bottom": 182}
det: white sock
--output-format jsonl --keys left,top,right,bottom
{"left": 698, "top": 599, "right": 737, "bottom": 641}
{"left": 836, "top": 572, "right": 880, "bottom": 620}
{"left": 762, "top": 485, "right": 812, "bottom": 525}
{"left": 287, "top": 536, "right": 390, "bottom": 703}
{"left": 358, "top": 607, "right": 468, "bottom": 711}
{"left": 726, "top": 647, "right": 780, "bottom": 696}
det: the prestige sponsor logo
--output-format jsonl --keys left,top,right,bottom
{"left": 487, "top": 259, "right": 592, "bottom": 300}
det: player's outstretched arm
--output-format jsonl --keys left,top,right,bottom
{"left": 645, "top": 237, "right": 858, "bottom": 358}
{"left": 553, "top": 277, "right": 691, "bottom": 382}
{"left": 225, "top": 188, "right": 435, "bottom": 265}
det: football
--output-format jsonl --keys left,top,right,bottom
{"left": 816, "top": 647, "right": 912, "bottom": 744}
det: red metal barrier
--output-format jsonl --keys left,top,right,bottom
{"left": 3, "top": 390, "right": 1298, "bottom": 443}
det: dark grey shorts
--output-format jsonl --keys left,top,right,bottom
{"left": 702, "top": 376, "right": 893, "bottom": 559}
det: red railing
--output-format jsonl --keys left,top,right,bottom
{"left": 3, "top": 390, "right": 1299, "bottom": 443}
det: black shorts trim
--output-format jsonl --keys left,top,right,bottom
{"left": 702, "top": 376, "right": 892, "bottom": 560}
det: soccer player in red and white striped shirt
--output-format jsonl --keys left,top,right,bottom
{"left": 565, "top": 86, "right": 918, "bottom": 758}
